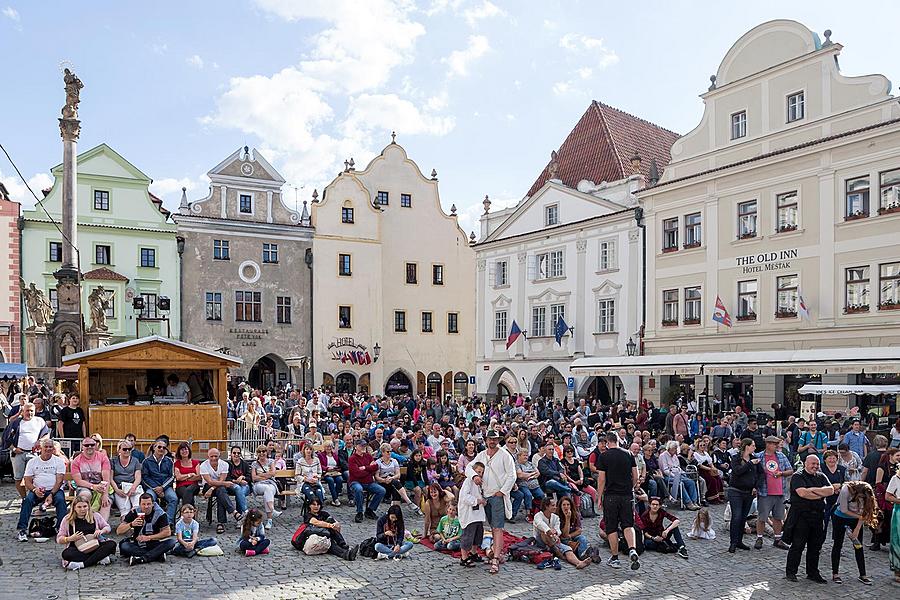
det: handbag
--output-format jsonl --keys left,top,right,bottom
{"left": 874, "top": 482, "right": 889, "bottom": 512}
{"left": 70, "top": 520, "right": 100, "bottom": 553}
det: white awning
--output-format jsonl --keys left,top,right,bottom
{"left": 570, "top": 346, "right": 900, "bottom": 378}
{"left": 798, "top": 384, "right": 900, "bottom": 395}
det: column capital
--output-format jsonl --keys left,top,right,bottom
{"left": 58, "top": 118, "right": 81, "bottom": 141}
{"left": 576, "top": 240, "right": 588, "bottom": 253}
{"left": 517, "top": 251, "right": 527, "bottom": 263}
{"left": 477, "top": 259, "right": 486, "bottom": 271}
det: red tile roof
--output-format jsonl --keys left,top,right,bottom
{"left": 525, "top": 101, "right": 680, "bottom": 197}
{"left": 82, "top": 267, "right": 129, "bottom": 282}
{"left": 149, "top": 192, "right": 171, "bottom": 217}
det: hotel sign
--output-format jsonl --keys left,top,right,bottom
{"left": 735, "top": 248, "right": 798, "bottom": 274}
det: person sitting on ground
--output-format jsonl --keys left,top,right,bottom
{"left": 317, "top": 440, "right": 345, "bottom": 507}
{"left": 251, "top": 445, "right": 282, "bottom": 530}
{"left": 532, "top": 497, "right": 591, "bottom": 569}
{"left": 141, "top": 439, "right": 178, "bottom": 525}
{"left": 70, "top": 436, "right": 112, "bottom": 522}
{"left": 375, "top": 443, "right": 420, "bottom": 514}
{"left": 199, "top": 448, "right": 241, "bottom": 534}
{"left": 225, "top": 446, "right": 251, "bottom": 519}
{"left": 56, "top": 496, "right": 116, "bottom": 570}
{"left": 295, "top": 443, "right": 326, "bottom": 506}
{"left": 423, "top": 483, "right": 454, "bottom": 541}
{"left": 348, "top": 439, "right": 386, "bottom": 523}
{"left": 110, "top": 439, "right": 143, "bottom": 518}
{"left": 434, "top": 502, "right": 462, "bottom": 551}
{"left": 173, "top": 442, "right": 201, "bottom": 513}
{"left": 640, "top": 496, "right": 689, "bottom": 558}
{"left": 300, "top": 497, "right": 358, "bottom": 560}
{"left": 116, "top": 493, "right": 177, "bottom": 566}
{"left": 375, "top": 505, "right": 413, "bottom": 560}
{"left": 688, "top": 507, "right": 716, "bottom": 540}
{"left": 16, "top": 438, "right": 68, "bottom": 542}
{"left": 238, "top": 509, "right": 270, "bottom": 556}
{"left": 557, "top": 494, "right": 589, "bottom": 559}
{"left": 172, "top": 504, "right": 219, "bottom": 557}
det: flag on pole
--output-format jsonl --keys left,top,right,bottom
{"left": 798, "top": 292, "right": 810, "bottom": 320}
{"left": 554, "top": 316, "right": 570, "bottom": 345}
{"left": 506, "top": 320, "right": 524, "bottom": 349}
{"left": 712, "top": 296, "right": 732, "bottom": 327}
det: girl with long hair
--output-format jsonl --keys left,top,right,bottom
{"left": 557, "top": 495, "right": 589, "bottom": 559}
{"left": 375, "top": 505, "right": 413, "bottom": 559}
{"left": 56, "top": 497, "right": 116, "bottom": 570}
{"left": 238, "top": 509, "right": 269, "bottom": 556}
{"left": 831, "top": 480, "right": 879, "bottom": 584}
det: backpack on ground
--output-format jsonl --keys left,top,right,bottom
{"left": 579, "top": 493, "right": 596, "bottom": 518}
{"left": 358, "top": 536, "right": 378, "bottom": 559}
{"left": 302, "top": 534, "right": 331, "bottom": 555}
{"left": 507, "top": 537, "right": 544, "bottom": 564}
{"left": 290, "top": 523, "right": 308, "bottom": 551}
{"left": 28, "top": 516, "right": 56, "bottom": 540}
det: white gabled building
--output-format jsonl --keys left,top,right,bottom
{"left": 474, "top": 101, "right": 679, "bottom": 405}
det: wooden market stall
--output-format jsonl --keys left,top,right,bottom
{"left": 62, "top": 335, "right": 242, "bottom": 442}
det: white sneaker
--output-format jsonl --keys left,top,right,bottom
{"left": 376, "top": 552, "right": 389, "bottom": 560}
{"left": 265, "top": 518, "right": 273, "bottom": 529}
{"left": 66, "top": 561, "right": 85, "bottom": 571}
{"left": 272, "top": 510, "right": 282, "bottom": 518}
{"left": 99, "top": 555, "right": 111, "bottom": 565}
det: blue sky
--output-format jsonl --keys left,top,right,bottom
{"left": 2, "top": 1, "right": 899, "bottom": 234}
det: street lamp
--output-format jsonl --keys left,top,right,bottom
{"left": 626, "top": 337, "right": 637, "bottom": 357}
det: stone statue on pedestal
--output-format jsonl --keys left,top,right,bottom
{"left": 20, "top": 278, "right": 53, "bottom": 330}
{"left": 62, "top": 68, "right": 83, "bottom": 120}
{"left": 87, "top": 286, "right": 114, "bottom": 332}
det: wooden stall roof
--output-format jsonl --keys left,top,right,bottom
{"left": 61, "top": 335, "right": 243, "bottom": 369}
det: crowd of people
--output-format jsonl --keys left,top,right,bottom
{"left": 2, "top": 377, "right": 900, "bottom": 587}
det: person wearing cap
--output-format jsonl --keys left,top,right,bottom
{"left": 754, "top": 436, "right": 793, "bottom": 550}
{"left": 348, "top": 439, "right": 385, "bottom": 523}
{"left": 70, "top": 435, "right": 112, "bottom": 522}
{"left": 305, "top": 422, "right": 324, "bottom": 446}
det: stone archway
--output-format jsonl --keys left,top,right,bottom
{"left": 486, "top": 367, "right": 520, "bottom": 398}
{"left": 385, "top": 369, "right": 413, "bottom": 396}
{"left": 335, "top": 372, "right": 357, "bottom": 394}
{"left": 531, "top": 366, "right": 566, "bottom": 400}
{"left": 249, "top": 353, "right": 289, "bottom": 391}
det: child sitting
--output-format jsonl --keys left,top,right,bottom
{"left": 457, "top": 461, "right": 487, "bottom": 568}
{"left": 238, "top": 509, "right": 270, "bottom": 556}
{"left": 173, "top": 504, "right": 219, "bottom": 557}
{"left": 434, "top": 503, "right": 462, "bottom": 551}
{"left": 688, "top": 508, "right": 716, "bottom": 540}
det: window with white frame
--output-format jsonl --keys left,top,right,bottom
{"left": 235, "top": 291, "right": 260, "bottom": 322}
{"left": 662, "top": 290, "right": 678, "bottom": 324}
{"left": 276, "top": 296, "right": 291, "bottom": 324}
{"left": 662, "top": 218, "right": 678, "bottom": 251}
{"left": 845, "top": 266, "right": 870, "bottom": 311}
{"left": 597, "top": 299, "right": 616, "bottom": 333}
{"left": 776, "top": 274, "right": 798, "bottom": 316}
{"left": 494, "top": 310, "right": 508, "bottom": 340}
{"left": 879, "top": 262, "right": 900, "bottom": 308}
{"left": 776, "top": 192, "right": 798, "bottom": 232}
{"left": 550, "top": 303, "right": 565, "bottom": 330}
{"left": 494, "top": 260, "right": 508, "bottom": 287}
{"left": 95, "top": 245, "right": 111, "bottom": 265}
{"left": 684, "top": 287, "right": 701, "bottom": 323}
{"left": 545, "top": 204, "right": 559, "bottom": 226}
{"left": 786, "top": 91, "right": 805, "bottom": 122}
{"left": 48, "top": 289, "right": 58, "bottom": 312}
{"left": 262, "top": 243, "right": 278, "bottom": 264}
{"left": 394, "top": 310, "right": 406, "bottom": 332}
{"left": 239, "top": 194, "right": 252, "bottom": 213}
{"left": 421, "top": 311, "right": 433, "bottom": 333}
{"left": 532, "top": 306, "right": 546, "bottom": 337}
{"left": 139, "top": 292, "right": 158, "bottom": 319}
{"left": 879, "top": 168, "right": 900, "bottom": 214}
{"left": 599, "top": 240, "right": 617, "bottom": 270}
{"left": 737, "top": 200, "right": 757, "bottom": 238}
{"left": 731, "top": 111, "right": 747, "bottom": 139}
{"left": 205, "top": 292, "right": 222, "bottom": 321}
{"left": 534, "top": 250, "right": 564, "bottom": 280}
{"left": 737, "top": 280, "right": 757, "bottom": 319}
{"left": 845, "top": 176, "right": 870, "bottom": 218}
{"left": 684, "top": 213, "right": 701, "bottom": 247}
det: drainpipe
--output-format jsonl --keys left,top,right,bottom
{"left": 305, "top": 247, "right": 313, "bottom": 392}
{"left": 176, "top": 236, "right": 184, "bottom": 341}
{"left": 635, "top": 206, "right": 647, "bottom": 406}
{"left": 17, "top": 214, "right": 24, "bottom": 362}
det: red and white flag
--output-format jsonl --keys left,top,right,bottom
{"left": 712, "top": 296, "right": 732, "bottom": 327}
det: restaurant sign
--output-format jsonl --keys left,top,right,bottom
{"left": 735, "top": 248, "right": 798, "bottom": 274}
{"left": 229, "top": 327, "right": 269, "bottom": 347}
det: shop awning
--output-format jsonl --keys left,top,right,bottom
{"left": 570, "top": 347, "right": 900, "bottom": 378}
{"left": 0, "top": 363, "right": 27, "bottom": 378}
{"left": 798, "top": 384, "right": 900, "bottom": 395}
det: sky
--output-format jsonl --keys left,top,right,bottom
{"left": 2, "top": 1, "right": 900, "bottom": 235}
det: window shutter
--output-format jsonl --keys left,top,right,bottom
{"left": 609, "top": 241, "right": 617, "bottom": 269}
{"left": 527, "top": 255, "right": 536, "bottom": 281}
{"left": 488, "top": 262, "right": 496, "bottom": 287}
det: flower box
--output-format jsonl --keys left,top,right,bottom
{"left": 878, "top": 301, "right": 900, "bottom": 311}
{"left": 682, "top": 318, "right": 701, "bottom": 325}
{"left": 844, "top": 212, "right": 868, "bottom": 222}
{"left": 683, "top": 242, "right": 702, "bottom": 250}
{"left": 843, "top": 304, "right": 870, "bottom": 314}
{"left": 736, "top": 313, "right": 757, "bottom": 322}
{"left": 776, "top": 224, "right": 798, "bottom": 233}
{"left": 775, "top": 310, "right": 797, "bottom": 319}
{"left": 662, "top": 246, "right": 679, "bottom": 254}
{"left": 737, "top": 232, "right": 757, "bottom": 240}
{"left": 661, "top": 319, "right": 679, "bottom": 327}
{"left": 878, "top": 204, "right": 900, "bottom": 216}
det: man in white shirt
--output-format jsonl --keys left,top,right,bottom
{"left": 199, "top": 448, "right": 240, "bottom": 528}
{"left": 165, "top": 374, "right": 191, "bottom": 401}
{"left": 465, "top": 431, "right": 516, "bottom": 573}
{"left": 10, "top": 403, "right": 49, "bottom": 498}
{"left": 16, "top": 438, "right": 66, "bottom": 541}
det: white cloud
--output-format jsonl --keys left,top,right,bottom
{"left": 149, "top": 175, "right": 211, "bottom": 212}
{"left": 0, "top": 169, "right": 53, "bottom": 210}
{"left": 552, "top": 81, "right": 572, "bottom": 96}
{"left": 577, "top": 67, "right": 593, "bottom": 80}
{"left": 463, "top": 0, "right": 504, "bottom": 27}
{"left": 342, "top": 94, "right": 455, "bottom": 137}
{"left": 424, "top": 0, "right": 463, "bottom": 16}
{"left": 442, "top": 35, "right": 490, "bottom": 77}
{"left": 542, "top": 19, "right": 557, "bottom": 30}
{"left": 2, "top": 6, "right": 19, "bottom": 21}
{"left": 559, "top": 32, "right": 619, "bottom": 69}
{"left": 505, "top": 113, "right": 515, "bottom": 122}
{"left": 186, "top": 55, "right": 204, "bottom": 69}
{"left": 151, "top": 42, "right": 168, "bottom": 55}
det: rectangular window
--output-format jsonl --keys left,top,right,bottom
{"left": 140, "top": 248, "right": 156, "bottom": 268}
{"left": 338, "top": 254, "right": 352, "bottom": 276}
{"left": 49, "top": 241, "right": 62, "bottom": 262}
{"left": 448, "top": 312, "right": 459, "bottom": 333}
{"left": 262, "top": 243, "right": 278, "bottom": 264}
{"left": 731, "top": 111, "right": 746, "bottom": 139}
{"left": 376, "top": 191, "right": 389, "bottom": 206}
{"left": 95, "top": 245, "right": 111, "bottom": 265}
{"left": 494, "top": 310, "right": 507, "bottom": 340}
{"left": 550, "top": 303, "right": 565, "bottom": 330}
{"left": 239, "top": 194, "right": 252, "bottom": 213}
{"left": 205, "top": 292, "right": 222, "bottom": 321}
{"left": 598, "top": 299, "right": 616, "bottom": 333}
{"left": 879, "top": 168, "right": 900, "bottom": 214}
{"left": 432, "top": 264, "right": 444, "bottom": 285}
{"left": 599, "top": 240, "right": 617, "bottom": 270}
{"left": 845, "top": 176, "right": 870, "bottom": 219}
{"left": 405, "top": 263, "right": 417, "bottom": 284}
{"left": 421, "top": 311, "right": 433, "bottom": 333}
{"left": 48, "top": 289, "right": 58, "bottom": 312}
{"left": 213, "top": 240, "right": 230, "bottom": 260}
{"left": 682, "top": 213, "right": 701, "bottom": 247}
{"left": 531, "top": 306, "right": 546, "bottom": 337}
{"left": 139, "top": 292, "right": 157, "bottom": 319}
{"left": 776, "top": 192, "right": 799, "bottom": 232}
{"left": 276, "top": 296, "right": 291, "bottom": 324}
{"left": 545, "top": 204, "right": 559, "bottom": 226}
{"left": 737, "top": 200, "right": 757, "bottom": 238}
{"left": 684, "top": 287, "right": 701, "bottom": 323}
{"left": 235, "top": 291, "right": 261, "bottom": 322}
{"left": 787, "top": 91, "right": 805, "bottom": 122}
{"left": 845, "top": 266, "right": 870, "bottom": 312}
{"left": 400, "top": 193, "right": 411, "bottom": 208}
{"left": 776, "top": 274, "right": 799, "bottom": 317}
{"left": 341, "top": 207, "right": 354, "bottom": 223}
{"left": 94, "top": 287, "right": 115, "bottom": 318}
{"left": 662, "top": 289, "right": 678, "bottom": 325}
{"left": 339, "top": 305, "right": 351, "bottom": 328}
{"left": 879, "top": 262, "right": 900, "bottom": 308}
{"left": 533, "top": 249, "right": 565, "bottom": 280}
{"left": 737, "top": 280, "right": 758, "bottom": 320}
{"left": 494, "top": 260, "right": 508, "bottom": 287}
{"left": 394, "top": 310, "right": 406, "bottom": 332}
{"left": 662, "top": 218, "right": 678, "bottom": 251}
{"left": 93, "top": 190, "right": 110, "bottom": 211}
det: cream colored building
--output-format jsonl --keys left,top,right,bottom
{"left": 572, "top": 20, "right": 900, "bottom": 417}
{"left": 310, "top": 141, "right": 475, "bottom": 398}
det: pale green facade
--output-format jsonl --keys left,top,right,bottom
{"left": 21, "top": 143, "right": 180, "bottom": 342}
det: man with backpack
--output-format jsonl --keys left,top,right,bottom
{"left": 797, "top": 419, "right": 828, "bottom": 460}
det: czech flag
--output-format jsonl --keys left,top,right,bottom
{"left": 712, "top": 295, "right": 732, "bottom": 327}
{"left": 506, "top": 320, "right": 524, "bottom": 349}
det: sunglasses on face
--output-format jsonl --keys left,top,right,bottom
{"left": 83, "top": 443, "right": 96, "bottom": 448}
{"left": 121, "top": 447, "right": 132, "bottom": 452}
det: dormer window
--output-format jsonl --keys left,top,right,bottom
{"left": 787, "top": 91, "right": 805, "bottom": 123}
{"left": 545, "top": 204, "right": 559, "bottom": 226}
{"left": 731, "top": 111, "right": 747, "bottom": 140}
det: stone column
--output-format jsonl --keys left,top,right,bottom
{"left": 57, "top": 118, "right": 81, "bottom": 279}
{"left": 574, "top": 239, "right": 587, "bottom": 356}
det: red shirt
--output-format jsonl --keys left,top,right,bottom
{"left": 174, "top": 459, "right": 200, "bottom": 488}
{"left": 639, "top": 508, "right": 676, "bottom": 538}
{"left": 348, "top": 452, "right": 378, "bottom": 485}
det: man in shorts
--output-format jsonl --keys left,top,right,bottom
{"left": 754, "top": 435, "right": 793, "bottom": 550}
{"left": 465, "top": 430, "right": 516, "bottom": 574}
{"left": 9, "top": 403, "right": 50, "bottom": 498}
{"left": 596, "top": 432, "right": 641, "bottom": 570}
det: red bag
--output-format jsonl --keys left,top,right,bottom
{"left": 290, "top": 523, "right": 307, "bottom": 550}
{"left": 875, "top": 482, "right": 890, "bottom": 512}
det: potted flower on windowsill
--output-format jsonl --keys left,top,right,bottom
{"left": 844, "top": 210, "right": 868, "bottom": 222}
{"left": 774, "top": 309, "right": 798, "bottom": 319}
{"left": 683, "top": 242, "right": 702, "bottom": 249}
{"left": 737, "top": 232, "right": 756, "bottom": 240}
{"left": 682, "top": 318, "right": 700, "bottom": 325}
{"left": 661, "top": 319, "right": 678, "bottom": 327}
{"left": 776, "top": 223, "right": 798, "bottom": 233}
{"left": 736, "top": 313, "right": 757, "bottom": 322}
{"left": 878, "top": 299, "right": 900, "bottom": 310}
{"left": 843, "top": 303, "right": 870, "bottom": 314}
{"left": 877, "top": 202, "right": 900, "bottom": 215}
{"left": 662, "top": 246, "right": 679, "bottom": 254}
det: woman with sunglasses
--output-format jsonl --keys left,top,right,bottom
{"left": 111, "top": 440, "right": 143, "bottom": 517}
{"left": 173, "top": 442, "right": 201, "bottom": 512}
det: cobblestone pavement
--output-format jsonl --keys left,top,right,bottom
{"left": 1, "top": 485, "right": 897, "bottom": 600}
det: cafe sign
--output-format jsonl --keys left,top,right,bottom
{"left": 735, "top": 248, "right": 798, "bottom": 274}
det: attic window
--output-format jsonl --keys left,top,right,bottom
{"left": 94, "top": 190, "right": 110, "bottom": 211}
{"left": 787, "top": 92, "right": 805, "bottom": 123}
{"left": 731, "top": 111, "right": 746, "bottom": 140}
{"left": 545, "top": 204, "right": 559, "bottom": 227}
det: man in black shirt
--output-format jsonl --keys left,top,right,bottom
{"left": 596, "top": 432, "right": 640, "bottom": 570}
{"left": 784, "top": 455, "right": 834, "bottom": 583}
{"left": 115, "top": 493, "right": 176, "bottom": 565}
{"left": 57, "top": 394, "right": 86, "bottom": 448}
{"left": 741, "top": 417, "right": 765, "bottom": 451}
